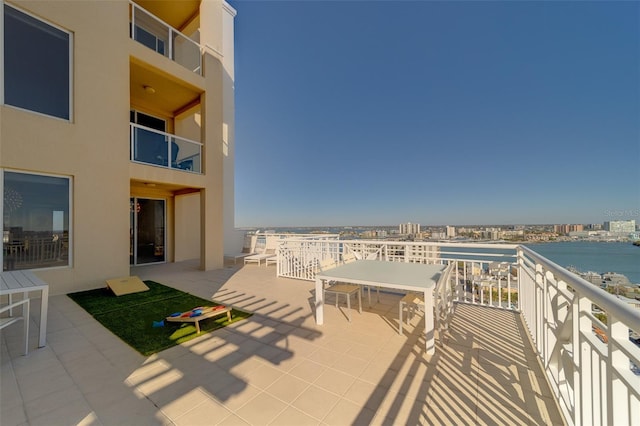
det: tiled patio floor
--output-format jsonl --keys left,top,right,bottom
{"left": 1, "top": 260, "right": 564, "bottom": 425}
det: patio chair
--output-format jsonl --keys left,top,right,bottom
{"left": 398, "top": 263, "right": 455, "bottom": 337}
{"left": 319, "top": 257, "right": 362, "bottom": 322}
{"left": 0, "top": 298, "right": 30, "bottom": 355}
{"left": 342, "top": 252, "right": 357, "bottom": 264}
{"left": 324, "top": 283, "right": 361, "bottom": 322}
{"left": 343, "top": 252, "right": 379, "bottom": 306}
{"left": 398, "top": 292, "right": 424, "bottom": 335}
{"left": 225, "top": 247, "right": 253, "bottom": 265}
{"left": 319, "top": 258, "right": 337, "bottom": 272}
{"left": 265, "top": 255, "right": 279, "bottom": 266}
{"left": 244, "top": 242, "right": 277, "bottom": 266}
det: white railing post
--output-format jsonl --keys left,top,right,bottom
{"left": 535, "top": 263, "right": 544, "bottom": 354}
{"left": 517, "top": 247, "right": 524, "bottom": 312}
{"left": 130, "top": 124, "right": 135, "bottom": 161}
{"left": 130, "top": 2, "right": 135, "bottom": 39}
{"left": 571, "top": 294, "right": 583, "bottom": 425}
{"left": 607, "top": 314, "right": 628, "bottom": 425}
{"left": 579, "top": 294, "right": 596, "bottom": 425}
{"left": 542, "top": 270, "right": 550, "bottom": 368}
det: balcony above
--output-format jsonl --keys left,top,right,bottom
{"left": 130, "top": 123, "right": 202, "bottom": 173}
{"left": 130, "top": 60, "right": 202, "bottom": 115}
{"left": 134, "top": 0, "right": 200, "bottom": 30}
{"left": 129, "top": 1, "right": 203, "bottom": 75}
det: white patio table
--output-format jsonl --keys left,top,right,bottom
{"left": 315, "top": 260, "right": 446, "bottom": 355}
{"left": 1, "top": 270, "right": 49, "bottom": 347}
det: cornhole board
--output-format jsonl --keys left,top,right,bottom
{"left": 166, "top": 305, "right": 232, "bottom": 334}
{"left": 106, "top": 276, "right": 149, "bottom": 296}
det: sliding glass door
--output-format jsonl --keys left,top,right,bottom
{"left": 130, "top": 197, "right": 165, "bottom": 265}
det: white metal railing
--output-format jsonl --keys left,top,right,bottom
{"left": 277, "top": 239, "right": 519, "bottom": 310}
{"left": 273, "top": 238, "right": 640, "bottom": 426}
{"left": 518, "top": 245, "right": 640, "bottom": 426}
{"left": 130, "top": 123, "right": 202, "bottom": 173}
{"left": 434, "top": 262, "right": 456, "bottom": 339}
{"left": 250, "top": 233, "right": 340, "bottom": 253}
{"left": 3, "top": 237, "right": 67, "bottom": 270}
{"left": 129, "top": 1, "right": 202, "bottom": 75}
{"left": 275, "top": 237, "right": 341, "bottom": 280}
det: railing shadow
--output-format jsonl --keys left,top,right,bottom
{"left": 122, "top": 295, "right": 324, "bottom": 422}
{"left": 351, "top": 303, "right": 561, "bottom": 425}
{"left": 123, "top": 262, "right": 324, "bottom": 412}
{"left": 23, "top": 260, "right": 564, "bottom": 424}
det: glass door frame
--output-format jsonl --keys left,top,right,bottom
{"left": 130, "top": 196, "right": 166, "bottom": 266}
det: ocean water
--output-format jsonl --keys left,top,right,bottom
{"left": 525, "top": 241, "right": 640, "bottom": 285}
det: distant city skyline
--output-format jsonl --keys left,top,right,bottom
{"left": 230, "top": 0, "right": 639, "bottom": 228}
{"left": 243, "top": 220, "right": 636, "bottom": 230}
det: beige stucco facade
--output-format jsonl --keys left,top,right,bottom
{"left": 1, "top": 0, "right": 236, "bottom": 295}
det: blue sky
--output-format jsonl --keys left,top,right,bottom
{"left": 230, "top": 0, "right": 639, "bottom": 227}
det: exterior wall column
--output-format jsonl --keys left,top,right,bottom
{"left": 198, "top": 0, "right": 226, "bottom": 270}
{"left": 221, "top": 1, "right": 240, "bottom": 255}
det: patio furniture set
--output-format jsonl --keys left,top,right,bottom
{"left": 315, "top": 254, "right": 454, "bottom": 355}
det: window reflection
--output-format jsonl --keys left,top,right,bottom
{"left": 3, "top": 171, "right": 70, "bottom": 271}
{"left": 3, "top": 4, "right": 71, "bottom": 120}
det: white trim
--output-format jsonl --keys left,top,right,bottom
{"left": 68, "top": 28, "right": 73, "bottom": 122}
{"left": 204, "top": 43, "right": 223, "bottom": 58}
{"left": 222, "top": 1, "right": 237, "bottom": 17}
{"left": 2, "top": 104, "right": 72, "bottom": 123}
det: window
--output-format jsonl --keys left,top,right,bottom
{"left": 130, "top": 110, "right": 166, "bottom": 132}
{"left": 131, "top": 6, "right": 168, "bottom": 56}
{"left": 2, "top": 171, "right": 71, "bottom": 271}
{"left": 130, "top": 110, "right": 170, "bottom": 167}
{"left": 3, "top": 4, "right": 72, "bottom": 120}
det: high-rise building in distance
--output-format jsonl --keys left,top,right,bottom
{"left": 399, "top": 222, "right": 421, "bottom": 235}
{"left": 554, "top": 224, "right": 584, "bottom": 234}
{"left": 446, "top": 226, "right": 456, "bottom": 238}
{"left": 604, "top": 220, "right": 636, "bottom": 234}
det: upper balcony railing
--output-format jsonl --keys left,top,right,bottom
{"left": 249, "top": 232, "right": 340, "bottom": 255}
{"left": 273, "top": 238, "right": 640, "bottom": 426}
{"left": 129, "top": 1, "right": 202, "bottom": 75}
{"left": 130, "top": 123, "right": 202, "bottom": 173}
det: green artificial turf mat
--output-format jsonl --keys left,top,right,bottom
{"left": 68, "top": 281, "right": 251, "bottom": 356}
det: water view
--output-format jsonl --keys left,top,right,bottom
{"left": 525, "top": 241, "right": 639, "bottom": 285}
